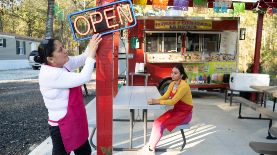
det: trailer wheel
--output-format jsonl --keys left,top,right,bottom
{"left": 158, "top": 79, "right": 172, "bottom": 95}
{"left": 32, "top": 66, "right": 40, "bottom": 70}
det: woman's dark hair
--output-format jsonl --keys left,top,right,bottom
{"left": 174, "top": 64, "right": 188, "bottom": 80}
{"left": 34, "top": 39, "right": 55, "bottom": 64}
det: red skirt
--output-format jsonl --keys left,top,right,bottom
{"left": 156, "top": 101, "right": 193, "bottom": 132}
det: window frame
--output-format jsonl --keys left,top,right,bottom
{"left": 16, "top": 40, "right": 26, "bottom": 55}
{"left": 0, "top": 38, "right": 3, "bottom": 48}
{"left": 145, "top": 31, "right": 221, "bottom": 53}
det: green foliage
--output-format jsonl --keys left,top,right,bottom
{"left": 54, "top": 3, "right": 64, "bottom": 22}
{"left": 246, "top": 61, "right": 264, "bottom": 74}
{"left": 193, "top": 0, "right": 207, "bottom": 6}
{"left": 2, "top": 0, "right": 47, "bottom": 37}
{"left": 261, "top": 50, "right": 277, "bottom": 78}
{"left": 260, "top": 15, "right": 277, "bottom": 78}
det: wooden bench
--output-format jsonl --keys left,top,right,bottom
{"left": 249, "top": 127, "right": 277, "bottom": 155}
{"left": 234, "top": 97, "right": 277, "bottom": 154}
{"left": 249, "top": 141, "right": 277, "bottom": 155}
{"left": 233, "top": 97, "right": 261, "bottom": 118}
{"left": 270, "top": 127, "right": 277, "bottom": 137}
{"left": 256, "top": 108, "right": 277, "bottom": 120}
{"left": 233, "top": 97, "right": 275, "bottom": 139}
{"left": 251, "top": 86, "right": 277, "bottom": 112}
{"left": 226, "top": 89, "right": 262, "bottom": 106}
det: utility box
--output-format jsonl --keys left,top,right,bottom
{"left": 229, "top": 73, "right": 270, "bottom": 91}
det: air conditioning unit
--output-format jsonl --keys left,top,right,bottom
{"left": 229, "top": 73, "right": 270, "bottom": 91}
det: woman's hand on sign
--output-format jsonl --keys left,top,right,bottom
{"left": 88, "top": 33, "right": 102, "bottom": 59}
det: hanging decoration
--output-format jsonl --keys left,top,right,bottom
{"left": 133, "top": 0, "right": 147, "bottom": 6}
{"left": 252, "top": 4, "right": 266, "bottom": 14}
{"left": 133, "top": 5, "right": 144, "bottom": 16}
{"left": 193, "top": 0, "right": 207, "bottom": 13}
{"left": 213, "top": 0, "right": 228, "bottom": 13}
{"left": 267, "top": 7, "right": 273, "bottom": 16}
{"left": 152, "top": 0, "right": 169, "bottom": 10}
{"left": 173, "top": 0, "right": 190, "bottom": 11}
{"left": 224, "top": 0, "right": 232, "bottom": 8}
{"left": 221, "top": 2, "right": 228, "bottom": 13}
{"left": 273, "top": 8, "right": 277, "bottom": 14}
{"left": 232, "top": 2, "right": 245, "bottom": 15}
{"left": 213, "top": 1, "right": 220, "bottom": 13}
{"left": 252, "top": 0, "right": 270, "bottom": 14}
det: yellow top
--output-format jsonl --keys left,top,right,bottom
{"left": 159, "top": 80, "right": 193, "bottom": 106}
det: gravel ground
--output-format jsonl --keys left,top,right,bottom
{"left": 0, "top": 69, "right": 96, "bottom": 155}
{"left": 0, "top": 69, "right": 40, "bottom": 81}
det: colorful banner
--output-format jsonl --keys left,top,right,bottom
{"left": 155, "top": 20, "right": 212, "bottom": 30}
{"left": 193, "top": 0, "right": 207, "bottom": 13}
{"left": 133, "top": 0, "right": 147, "bottom": 6}
{"left": 173, "top": 0, "right": 190, "bottom": 11}
{"left": 152, "top": 0, "right": 169, "bottom": 10}
{"left": 213, "top": 1, "right": 228, "bottom": 13}
{"left": 273, "top": 8, "right": 277, "bottom": 14}
{"left": 233, "top": 2, "right": 245, "bottom": 14}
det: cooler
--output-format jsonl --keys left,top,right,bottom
{"left": 229, "top": 73, "right": 270, "bottom": 91}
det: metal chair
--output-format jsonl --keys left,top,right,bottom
{"left": 177, "top": 123, "right": 190, "bottom": 150}
{"left": 88, "top": 121, "right": 96, "bottom": 150}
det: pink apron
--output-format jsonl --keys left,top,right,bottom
{"left": 49, "top": 85, "right": 89, "bottom": 153}
{"left": 156, "top": 91, "right": 193, "bottom": 132}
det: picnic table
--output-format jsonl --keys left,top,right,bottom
{"left": 113, "top": 86, "right": 164, "bottom": 150}
{"left": 250, "top": 86, "right": 277, "bottom": 111}
{"left": 225, "top": 88, "right": 261, "bottom": 106}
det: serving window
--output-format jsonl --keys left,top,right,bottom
{"left": 145, "top": 32, "right": 221, "bottom": 53}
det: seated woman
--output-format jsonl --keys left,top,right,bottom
{"left": 146, "top": 64, "right": 193, "bottom": 153}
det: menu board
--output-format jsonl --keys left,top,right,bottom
{"left": 147, "top": 53, "right": 184, "bottom": 63}
{"left": 146, "top": 53, "right": 235, "bottom": 63}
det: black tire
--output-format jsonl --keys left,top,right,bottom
{"left": 32, "top": 66, "right": 40, "bottom": 70}
{"left": 159, "top": 79, "right": 172, "bottom": 95}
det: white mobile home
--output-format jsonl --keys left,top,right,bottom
{"left": 0, "top": 32, "right": 41, "bottom": 70}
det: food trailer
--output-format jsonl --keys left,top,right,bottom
{"left": 127, "top": 16, "right": 240, "bottom": 93}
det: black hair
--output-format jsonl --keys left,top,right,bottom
{"left": 34, "top": 39, "right": 55, "bottom": 64}
{"left": 174, "top": 64, "right": 188, "bottom": 80}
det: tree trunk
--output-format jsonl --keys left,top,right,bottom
{"left": 27, "top": 20, "right": 32, "bottom": 37}
{"left": 0, "top": 13, "right": 3, "bottom": 32}
{"left": 45, "top": 0, "right": 55, "bottom": 39}
{"left": 59, "top": 21, "right": 64, "bottom": 42}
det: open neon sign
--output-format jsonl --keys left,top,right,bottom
{"left": 68, "top": 0, "right": 137, "bottom": 41}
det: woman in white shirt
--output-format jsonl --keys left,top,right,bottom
{"left": 34, "top": 34, "right": 102, "bottom": 155}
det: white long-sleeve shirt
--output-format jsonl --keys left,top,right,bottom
{"left": 39, "top": 47, "right": 95, "bottom": 126}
